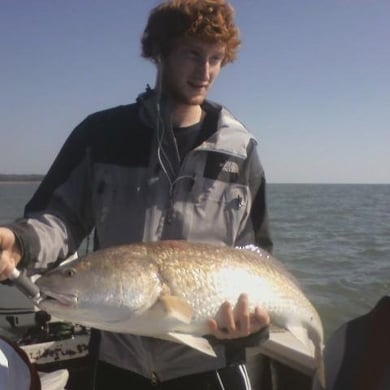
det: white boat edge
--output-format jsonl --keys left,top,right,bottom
{"left": 255, "top": 327, "right": 315, "bottom": 375}
{"left": 19, "top": 326, "right": 315, "bottom": 390}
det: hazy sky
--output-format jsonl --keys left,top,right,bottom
{"left": 1, "top": 0, "right": 389, "bottom": 183}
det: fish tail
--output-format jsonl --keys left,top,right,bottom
{"left": 315, "top": 344, "right": 326, "bottom": 389}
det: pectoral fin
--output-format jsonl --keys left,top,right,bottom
{"left": 158, "top": 295, "right": 193, "bottom": 324}
{"left": 166, "top": 332, "right": 217, "bottom": 357}
{"left": 288, "top": 325, "right": 315, "bottom": 356}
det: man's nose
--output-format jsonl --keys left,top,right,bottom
{"left": 196, "top": 59, "right": 210, "bottom": 80}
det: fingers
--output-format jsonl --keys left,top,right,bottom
{"left": 0, "top": 228, "right": 20, "bottom": 281}
{"left": 234, "top": 293, "right": 250, "bottom": 336}
{"left": 208, "top": 301, "right": 236, "bottom": 339}
{"left": 221, "top": 300, "right": 236, "bottom": 333}
{"left": 0, "top": 252, "right": 16, "bottom": 281}
{"left": 253, "top": 306, "right": 270, "bottom": 328}
{"left": 209, "top": 293, "right": 270, "bottom": 340}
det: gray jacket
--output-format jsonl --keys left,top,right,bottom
{"left": 9, "top": 89, "right": 273, "bottom": 381}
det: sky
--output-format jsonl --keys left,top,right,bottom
{"left": 0, "top": 0, "right": 389, "bottom": 183}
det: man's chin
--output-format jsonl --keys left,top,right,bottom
{"left": 170, "top": 90, "right": 206, "bottom": 106}
{"left": 184, "top": 94, "right": 206, "bottom": 106}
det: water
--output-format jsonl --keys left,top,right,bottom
{"left": 0, "top": 182, "right": 389, "bottom": 340}
{"left": 267, "top": 183, "right": 390, "bottom": 338}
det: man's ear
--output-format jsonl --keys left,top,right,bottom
{"left": 155, "top": 56, "right": 164, "bottom": 94}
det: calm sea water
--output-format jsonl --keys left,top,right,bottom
{"left": 0, "top": 182, "right": 389, "bottom": 340}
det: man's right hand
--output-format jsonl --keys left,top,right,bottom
{"left": 0, "top": 227, "right": 22, "bottom": 281}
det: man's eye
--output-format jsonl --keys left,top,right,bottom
{"left": 188, "top": 50, "right": 199, "bottom": 58}
{"left": 210, "top": 56, "right": 223, "bottom": 65}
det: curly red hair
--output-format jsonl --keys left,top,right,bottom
{"left": 141, "top": 0, "right": 240, "bottom": 66}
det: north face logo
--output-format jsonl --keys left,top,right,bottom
{"left": 204, "top": 152, "right": 245, "bottom": 184}
{"left": 220, "top": 160, "right": 240, "bottom": 175}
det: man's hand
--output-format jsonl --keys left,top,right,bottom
{"left": 208, "top": 293, "right": 270, "bottom": 339}
{"left": 0, "top": 227, "right": 21, "bottom": 281}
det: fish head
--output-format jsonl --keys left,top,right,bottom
{"left": 35, "top": 246, "right": 162, "bottom": 328}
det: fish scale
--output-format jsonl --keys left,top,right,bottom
{"left": 161, "top": 246, "right": 310, "bottom": 327}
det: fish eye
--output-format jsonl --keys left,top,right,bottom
{"left": 63, "top": 268, "right": 76, "bottom": 278}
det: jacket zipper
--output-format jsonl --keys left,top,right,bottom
{"left": 150, "top": 370, "right": 159, "bottom": 386}
{"left": 144, "top": 343, "right": 160, "bottom": 386}
{"left": 166, "top": 193, "right": 175, "bottom": 224}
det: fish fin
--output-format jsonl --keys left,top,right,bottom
{"left": 158, "top": 295, "right": 193, "bottom": 324}
{"left": 166, "top": 332, "right": 217, "bottom": 357}
{"left": 315, "top": 344, "right": 326, "bottom": 389}
{"left": 288, "top": 326, "right": 315, "bottom": 356}
{"left": 288, "top": 326, "right": 326, "bottom": 387}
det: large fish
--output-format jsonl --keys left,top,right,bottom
{"left": 35, "top": 240, "right": 324, "bottom": 381}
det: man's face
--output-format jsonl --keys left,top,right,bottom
{"left": 161, "top": 37, "right": 226, "bottom": 106}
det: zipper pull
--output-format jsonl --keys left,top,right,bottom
{"left": 166, "top": 203, "right": 174, "bottom": 224}
{"left": 236, "top": 194, "right": 243, "bottom": 209}
{"left": 151, "top": 371, "right": 159, "bottom": 386}
{"left": 166, "top": 190, "right": 175, "bottom": 224}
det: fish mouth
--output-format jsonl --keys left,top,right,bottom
{"left": 39, "top": 290, "right": 78, "bottom": 307}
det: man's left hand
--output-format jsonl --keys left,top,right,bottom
{"left": 208, "top": 293, "right": 270, "bottom": 339}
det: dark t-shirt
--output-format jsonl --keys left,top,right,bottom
{"left": 173, "top": 121, "right": 203, "bottom": 161}
{"left": 173, "top": 107, "right": 219, "bottom": 161}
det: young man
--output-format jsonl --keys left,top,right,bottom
{"left": 0, "top": 1, "right": 273, "bottom": 388}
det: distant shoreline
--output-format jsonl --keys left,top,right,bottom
{"left": 0, "top": 181, "right": 42, "bottom": 184}
{"left": 0, "top": 175, "right": 388, "bottom": 185}
{"left": 0, "top": 175, "right": 44, "bottom": 183}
